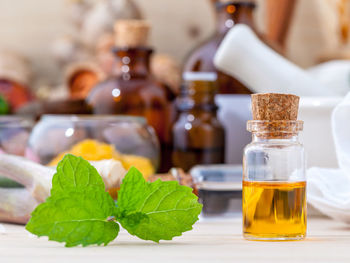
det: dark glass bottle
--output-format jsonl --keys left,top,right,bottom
{"left": 172, "top": 72, "right": 225, "bottom": 172}
{"left": 87, "top": 20, "right": 175, "bottom": 172}
{"left": 184, "top": 1, "right": 257, "bottom": 94}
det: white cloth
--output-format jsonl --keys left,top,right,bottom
{"left": 308, "top": 92, "right": 350, "bottom": 223}
{"left": 0, "top": 224, "right": 5, "bottom": 234}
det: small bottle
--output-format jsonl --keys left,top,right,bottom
{"left": 66, "top": 62, "right": 104, "bottom": 99}
{"left": 184, "top": 1, "right": 257, "bottom": 94}
{"left": 172, "top": 72, "right": 225, "bottom": 172}
{"left": 243, "top": 93, "right": 306, "bottom": 241}
{"left": 87, "top": 20, "right": 175, "bottom": 172}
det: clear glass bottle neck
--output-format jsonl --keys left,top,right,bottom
{"left": 112, "top": 47, "right": 152, "bottom": 79}
{"left": 216, "top": 3, "right": 256, "bottom": 35}
{"left": 251, "top": 133, "right": 300, "bottom": 143}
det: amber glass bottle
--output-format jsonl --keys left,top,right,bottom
{"left": 184, "top": 1, "right": 258, "bottom": 94}
{"left": 67, "top": 63, "right": 103, "bottom": 100}
{"left": 172, "top": 72, "right": 225, "bottom": 172}
{"left": 87, "top": 20, "right": 175, "bottom": 172}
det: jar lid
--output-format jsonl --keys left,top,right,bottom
{"left": 41, "top": 114, "right": 147, "bottom": 125}
{"left": 183, "top": 72, "right": 217, "bottom": 82}
{"left": 0, "top": 116, "right": 33, "bottom": 128}
{"left": 191, "top": 164, "right": 243, "bottom": 191}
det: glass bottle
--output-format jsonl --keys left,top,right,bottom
{"left": 184, "top": 1, "right": 257, "bottom": 94}
{"left": 67, "top": 62, "right": 103, "bottom": 100}
{"left": 172, "top": 72, "right": 225, "bottom": 172}
{"left": 87, "top": 20, "right": 175, "bottom": 172}
{"left": 243, "top": 93, "right": 306, "bottom": 241}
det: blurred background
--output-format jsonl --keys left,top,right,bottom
{"left": 0, "top": 0, "right": 348, "bottom": 170}
{"left": 0, "top": 0, "right": 348, "bottom": 89}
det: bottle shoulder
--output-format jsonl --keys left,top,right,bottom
{"left": 184, "top": 36, "right": 221, "bottom": 72}
{"left": 89, "top": 77, "right": 168, "bottom": 97}
{"left": 174, "top": 112, "right": 224, "bottom": 130}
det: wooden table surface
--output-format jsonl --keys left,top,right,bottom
{"left": 1, "top": 217, "right": 350, "bottom": 263}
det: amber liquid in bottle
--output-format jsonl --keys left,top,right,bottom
{"left": 242, "top": 181, "right": 306, "bottom": 241}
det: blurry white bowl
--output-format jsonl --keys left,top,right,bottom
{"left": 216, "top": 95, "right": 252, "bottom": 164}
{"left": 299, "top": 97, "right": 342, "bottom": 168}
{"left": 216, "top": 95, "right": 342, "bottom": 168}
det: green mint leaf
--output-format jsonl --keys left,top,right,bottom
{"left": 116, "top": 168, "right": 202, "bottom": 242}
{"left": 51, "top": 154, "right": 104, "bottom": 195}
{"left": 116, "top": 167, "right": 147, "bottom": 213}
{"left": 26, "top": 188, "right": 119, "bottom": 247}
{"left": 120, "top": 212, "right": 149, "bottom": 228}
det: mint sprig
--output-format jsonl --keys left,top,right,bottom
{"left": 26, "top": 154, "right": 202, "bottom": 247}
{"left": 26, "top": 189, "right": 119, "bottom": 247}
{"left": 51, "top": 154, "right": 105, "bottom": 195}
{"left": 116, "top": 167, "right": 202, "bottom": 242}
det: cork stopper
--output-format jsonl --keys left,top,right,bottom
{"left": 114, "top": 20, "right": 150, "bottom": 48}
{"left": 251, "top": 93, "right": 299, "bottom": 121}
{"left": 248, "top": 93, "right": 302, "bottom": 139}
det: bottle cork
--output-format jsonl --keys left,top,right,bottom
{"left": 248, "top": 93, "right": 302, "bottom": 139}
{"left": 114, "top": 20, "right": 150, "bottom": 48}
{"left": 251, "top": 93, "right": 299, "bottom": 121}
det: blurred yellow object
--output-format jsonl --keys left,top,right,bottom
{"left": 49, "top": 139, "right": 154, "bottom": 178}
{"left": 121, "top": 154, "right": 154, "bottom": 180}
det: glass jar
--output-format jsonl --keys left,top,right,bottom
{"left": 26, "top": 115, "right": 159, "bottom": 178}
{"left": 0, "top": 116, "right": 33, "bottom": 156}
{"left": 172, "top": 72, "right": 225, "bottom": 172}
{"left": 191, "top": 164, "right": 243, "bottom": 217}
{"left": 242, "top": 120, "right": 306, "bottom": 241}
{"left": 0, "top": 116, "right": 33, "bottom": 187}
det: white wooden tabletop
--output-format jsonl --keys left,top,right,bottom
{"left": 1, "top": 217, "right": 350, "bottom": 263}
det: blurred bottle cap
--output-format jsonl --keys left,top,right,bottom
{"left": 114, "top": 19, "right": 151, "bottom": 48}
{"left": 183, "top": 72, "right": 218, "bottom": 82}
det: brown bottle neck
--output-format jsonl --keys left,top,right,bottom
{"left": 112, "top": 47, "right": 152, "bottom": 79}
{"left": 216, "top": 2, "right": 256, "bottom": 35}
{"left": 177, "top": 80, "right": 218, "bottom": 112}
